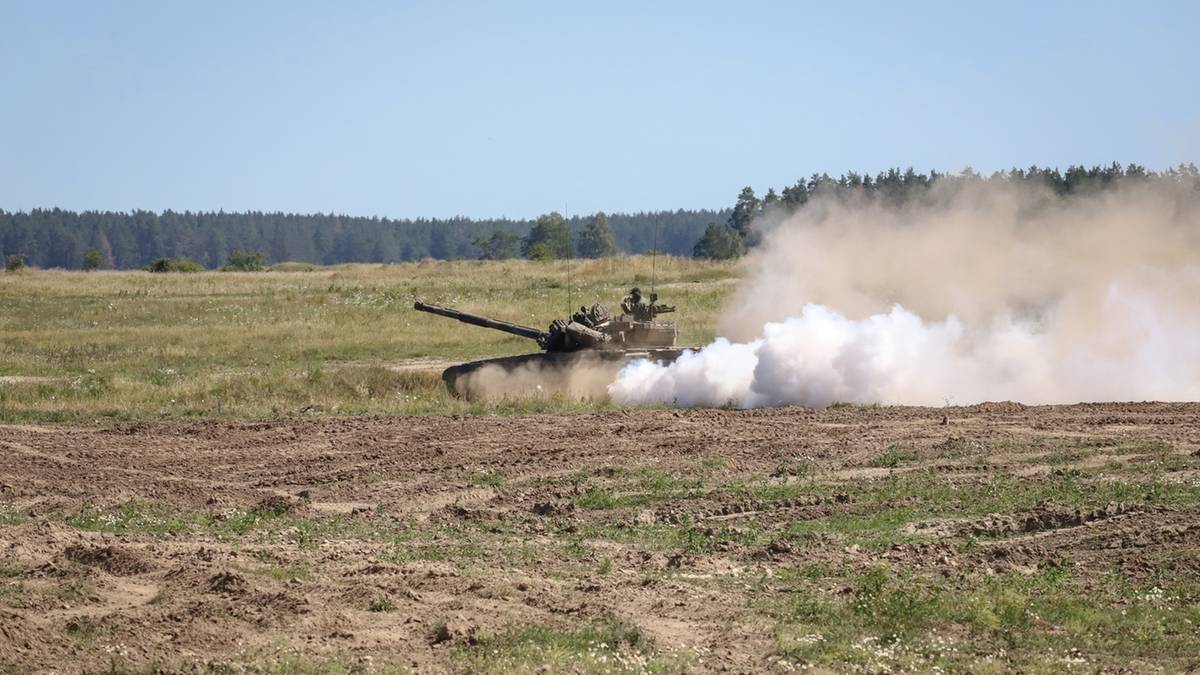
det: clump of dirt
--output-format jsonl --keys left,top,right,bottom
{"left": 428, "top": 615, "right": 480, "bottom": 646}
{"left": 207, "top": 571, "right": 248, "bottom": 595}
{"left": 63, "top": 544, "right": 152, "bottom": 576}
{"left": 968, "top": 501, "right": 1139, "bottom": 537}
{"left": 256, "top": 493, "right": 304, "bottom": 515}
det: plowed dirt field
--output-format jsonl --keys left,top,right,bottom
{"left": 2, "top": 403, "right": 1199, "bottom": 672}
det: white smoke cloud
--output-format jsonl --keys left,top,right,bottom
{"left": 610, "top": 179, "right": 1200, "bottom": 407}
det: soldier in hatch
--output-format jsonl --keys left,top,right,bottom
{"left": 620, "top": 287, "right": 675, "bottom": 321}
{"left": 621, "top": 287, "right": 645, "bottom": 316}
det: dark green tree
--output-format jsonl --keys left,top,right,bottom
{"left": 729, "top": 187, "right": 761, "bottom": 247}
{"left": 82, "top": 247, "right": 103, "bottom": 271}
{"left": 522, "top": 212, "right": 573, "bottom": 259}
{"left": 781, "top": 180, "right": 809, "bottom": 209}
{"left": 222, "top": 249, "right": 267, "bottom": 271}
{"left": 577, "top": 211, "right": 617, "bottom": 258}
{"left": 474, "top": 229, "right": 521, "bottom": 260}
{"left": 761, "top": 188, "right": 779, "bottom": 209}
{"left": 527, "top": 241, "right": 557, "bottom": 261}
{"left": 692, "top": 223, "right": 744, "bottom": 259}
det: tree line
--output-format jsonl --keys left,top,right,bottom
{"left": 0, "top": 208, "right": 726, "bottom": 270}
{"left": 4, "top": 163, "right": 1197, "bottom": 269}
{"left": 693, "top": 163, "right": 1200, "bottom": 258}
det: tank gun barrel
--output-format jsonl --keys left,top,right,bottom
{"left": 413, "top": 301, "right": 548, "bottom": 342}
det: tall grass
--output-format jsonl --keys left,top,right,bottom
{"left": 0, "top": 257, "right": 740, "bottom": 421}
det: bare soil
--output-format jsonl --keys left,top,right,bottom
{"left": 1, "top": 403, "right": 1199, "bottom": 672}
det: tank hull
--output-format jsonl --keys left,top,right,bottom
{"left": 441, "top": 349, "right": 689, "bottom": 400}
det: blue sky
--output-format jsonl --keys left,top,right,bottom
{"left": 2, "top": 1, "right": 1197, "bottom": 218}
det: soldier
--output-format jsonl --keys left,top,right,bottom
{"left": 621, "top": 287, "right": 644, "bottom": 316}
{"left": 572, "top": 302, "right": 610, "bottom": 328}
{"left": 621, "top": 287, "right": 675, "bottom": 320}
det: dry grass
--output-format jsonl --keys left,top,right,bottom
{"left": 0, "top": 256, "right": 741, "bottom": 421}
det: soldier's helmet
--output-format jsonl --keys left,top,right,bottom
{"left": 630, "top": 287, "right": 641, "bottom": 297}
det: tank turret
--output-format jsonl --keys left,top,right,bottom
{"left": 413, "top": 300, "right": 678, "bottom": 352}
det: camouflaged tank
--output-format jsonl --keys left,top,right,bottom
{"left": 413, "top": 298, "right": 687, "bottom": 398}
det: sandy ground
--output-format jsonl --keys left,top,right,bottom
{"left": 1, "top": 403, "right": 1199, "bottom": 672}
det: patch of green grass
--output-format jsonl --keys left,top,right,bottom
{"left": 1073, "top": 436, "right": 1118, "bottom": 449}
{"left": 368, "top": 596, "right": 397, "bottom": 612}
{"left": 468, "top": 471, "right": 506, "bottom": 488}
{"left": 958, "top": 570, "right": 1200, "bottom": 660}
{"left": 776, "top": 561, "right": 837, "bottom": 582}
{"left": 829, "top": 402, "right": 881, "bottom": 410}
{"left": 933, "top": 436, "right": 985, "bottom": 459}
{"left": 576, "top": 487, "right": 626, "bottom": 510}
{"left": 65, "top": 500, "right": 190, "bottom": 537}
{"left": 259, "top": 562, "right": 311, "bottom": 582}
{"left": 196, "top": 650, "right": 405, "bottom": 674}
{"left": 65, "top": 617, "right": 101, "bottom": 646}
{"left": 583, "top": 521, "right": 768, "bottom": 556}
{"left": 724, "top": 478, "right": 832, "bottom": 504}
{"left": 57, "top": 500, "right": 401, "bottom": 551}
{"left": 287, "top": 519, "right": 328, "bottom": 548}
{"left": 771, "top": 457, "right": 816, "bottom": 478}
{"left": 867, "top": 447, "right": 919, "bottom": 468}
{"left": 0, "top": 563, "right": 25, "bottom": 579}
{"left": 871, "top": 470, "right": 1199, "bottom": 515}
{"left": 670, "top": 524, "right": 763, "bottom": 554}
{"left": 1037, "top": 449, "right": 1087, "bottom": 465}
{"left": 54, "top": 579, "right": 94, "bottom": 605}
{"left": 207, "top": 506, "right": 289, "bottom": 537}
{"left": 770, "top": 554, "right": 1200, "bottom": 671}
{"left": 773, "top": 564, "right": 952, "bottom": 669}
{"left": 1119, "top": 440, "right": 1174, "bottom": 455}
{"left": 454, "top": 618, "right": 687, "bottom": 674}
{"left": 0, "top": 570, "right": 26, "bottom": 606}
{"left": 575, "top": 470, "right": 704, "bottom": 511}
{"left": 390, "top": 531, "right": 483, "bottom": 563}
{"left": 785, "top": 507, "right": 919, "bottom": 549}
{"left": 562, "top": 537, "right": 590, "bottom": 561}
{"left": 0, "top": 509, "right": 30, "bottom": 526}
{"left": 767, "top": 469, "right": 1200, "bottom": 550}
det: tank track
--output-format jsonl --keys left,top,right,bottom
{"left": 441, "top": 349, "right": 689, "bottom": 399}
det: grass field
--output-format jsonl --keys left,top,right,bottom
{"left": 0, "top": 256, "right": 740, "bottom": 421}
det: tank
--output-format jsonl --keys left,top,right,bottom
{"left": 413, "top": 299, "right": 690, "bottom": 398}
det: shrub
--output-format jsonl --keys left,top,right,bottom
{"left": 82, "top": 248, "right": 104, "bottom": 271}
{"left": 5, "top": 253, "right": 25, "bottom": 272}
{"left": 527, "top": 241, "right": 557, "bottom": 261}
{"left": 368, "top": 596, "right": 396, "bottom": 612}
{"left": 144, "top": 258, "right": 205, "bottom": 273}
{"left": 223, "top": 249, "right": 267, "bottom": 272}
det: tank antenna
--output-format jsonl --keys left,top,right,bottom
{"left": 651, "top": 213, "right": 659, "bottom": 305}
{"left": 565, "top": 204, "right": 572, "bottom": 318}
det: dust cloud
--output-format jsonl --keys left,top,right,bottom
{"left": 610, "top": 179, "right": 1200, "bottom": 407}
